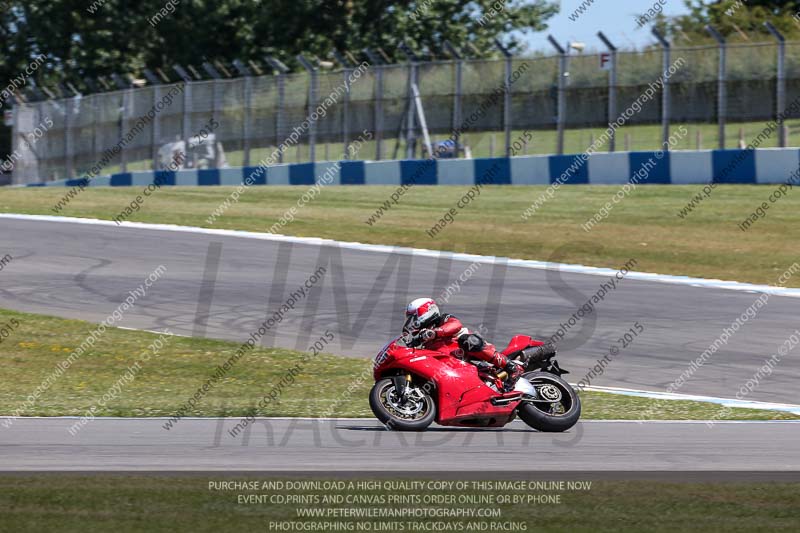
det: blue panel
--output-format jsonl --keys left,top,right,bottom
{"left": 400, "top": 160, "right": 437, "bottom": 185}
{"left": 109, "top": 173, "right": 132, "bottom": 187}
{"left": 154, "top": 170, "right": 176, "bottom": 186}
{"left": 548, "top": 154, "right": 589, "bottom": 184}
{"left": 712, "top": 149, "right": 756, "bottom": 184}
{"left": 65, "top": 178, "right": 90, "bottom": 188}
{"left": 629, "top": 152, "right": 671, "bottom": 184}
{"left": 474, "top": 158, "right": 511, "bottom": 185}
{"left": 289, "top": 162, "right": 315, "bottom": 185}
{"left": 243, "top": 166, "right": 267, "bottom": 185}
{"left": 198, "top": 169, "right": 220, "bottom": 186}
{"left": 340, "top": 160, "right": 365, "bottom": 185}
{"left": 27, "top": 183, "right": 46, "bottom": 187}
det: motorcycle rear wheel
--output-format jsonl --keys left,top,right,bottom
{"left": 369, "top": 378, "right": 436, "bottom": 431}
{"left": 517, "top": 371, "right": 581, "bottom": 432}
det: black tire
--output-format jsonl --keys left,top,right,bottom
{"left": 369, "top": 378, "right": 436, "bottom": 431}
{"left": 517, "top": 371, "right": 581, "bottom": 432}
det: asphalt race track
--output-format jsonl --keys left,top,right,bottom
{"left": 2, "top": 418, "right": 799, "bottom": 472}
{"left": 1, "top": 216, "right": 799, "bottom": 404}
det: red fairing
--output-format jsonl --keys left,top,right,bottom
{"left": 373, "top": 334, "right": 545, "bottom": 427}
{"left": 501, "top": 335, "right": 544, "bottom": 356}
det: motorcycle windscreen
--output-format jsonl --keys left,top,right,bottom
{"left": 402, "top": 314, "right": 419, "bottom": 334}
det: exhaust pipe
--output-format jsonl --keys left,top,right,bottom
{"left": 521, "top": 343, "right": 556, "bottom": 363}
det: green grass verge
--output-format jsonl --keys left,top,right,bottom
{"left": 1, "top": 475, "right": 799, "bottom": 532}
{"left": 3, "top": 184, "right": 799, "bottom": 286}
{"left": 0, "top": 308, "right": 796, "bottom": 421}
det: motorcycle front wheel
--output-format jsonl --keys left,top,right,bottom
{"left": 517, "top": 371, "right": 581, "bottom": 432}
{"left": 369, "top": 378, "right": 436, "bottom": 431}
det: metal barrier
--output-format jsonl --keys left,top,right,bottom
{"left": 24, "top": 148, "right": 800, "bottom": 188}
{"left": 11, "top": 37, "right": 800, "bottom": 185}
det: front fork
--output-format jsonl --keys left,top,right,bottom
{"left": 391, "top": 373, "right": 413, "bottom": 399}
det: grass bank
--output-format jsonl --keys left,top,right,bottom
{"left": 0, "top": 308, "right": 796, "bottom": 421}
{"left": 2, "top": 185, "right": 798, "bottom": 286}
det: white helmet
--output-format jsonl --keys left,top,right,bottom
{"left": 404, "top": 297, "right": 441, "bottom": 332}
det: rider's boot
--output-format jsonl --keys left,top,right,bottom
{"left": 501, "top": 343, "right": 557, "bottom": 390}
{"left": 484, "top": 349, "right": 523, "bottom": 391}
{"left": 502, "top": 359, "right": 524, "bottom": 391}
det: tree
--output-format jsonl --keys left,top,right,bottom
{"left": 667, "top": 0, "right": 800, "bottom": 43}
{"left": 0, "top": 0, "right": 558, "bottom": 93}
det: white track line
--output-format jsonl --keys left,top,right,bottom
{"left": 116, "top": 326, "right": 191, "bottom": 338}
{"left": 581, "top": 385, "right": 800, "bottom": 415}
{"left": 3, "top": 213, "right": 800, "bottom": 298}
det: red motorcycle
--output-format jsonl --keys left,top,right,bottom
{"left": 369, "top": 333, "right": 581, "bottom": 432}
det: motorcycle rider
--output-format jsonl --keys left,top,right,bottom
{"left": 403, "top": 297, "right": 525, "bottom": 386}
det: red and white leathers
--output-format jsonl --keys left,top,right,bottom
{"left": 421, "top": 315, "right": 510, "bottom": 370}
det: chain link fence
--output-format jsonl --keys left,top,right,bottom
{"left": 11, "top": 40, "right": 800, "bottom": 184}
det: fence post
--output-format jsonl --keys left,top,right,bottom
{"left": 241, "top": 77, "right": 252, "bottom": 167}
{"left": 232, "top": 62, "right": 253, "bottom": 166}
{"left": 548, "top": 35, "right": 567, "bottom": 155}
{"left": 375, "top": 64, "right": 384, "bottom": 160}
{"left": 342, "top": 66, "right": 351, "bottom": 159}
{"left": 92, "top": 96, "right": 99, "bottom": 172}
{"left": 406, "top": 64, "right": 418, "bottom": 159}
{"left": 142, "top": 69, "right": 161, "bottom": 170}
{"left": 331, "top": 50, "right": 352, "bottom": 159}
{"left": 399, "top": 43, "right": 419, "bottom": 159}
{"left": 598, "top": 32, "right": 617, "bottom": 152}
{"left": 64, "top": 97, "right": 75, "bottom": 178}
{"left": 202, "top": 64, "right": 224, "bottom": 165}
{"left": 297, "top": 54, "right": 317, "bottom": 162}
{"left": 494, "top": 39, "right": 513, "bottom": 157}
{"left": 182, "top": 83, "right": 192, "bottom": 156}
{"left": 765, "top": 22, "right": 787, "bottom": 148}
{"left": 653, "top": 29, "right": 671, "bottom": 151}
{"left": 10, "top": 101, "right": 19, "bottom": 183}
{"left": 365, "top": 48, "right": 384, "bottom": 160}
{"left": 151, "top": 86, "right": 161, "bottom": 170}
{"left": 211, "top": 79, "right": 219, "bottom": 166}
{"left": 266, "top": 57, "right": 289, "bottom": 164}
{"left": 444, "top": 41, "right": 462, "bottom": 158}
{"left": 120, "top": 89, "right": 131, "bottom": 173}
{"left": 277, "top": 74, "right": 285, "bottom": 163}
{"left": 174, "top": 65, "right": 194, "bottom": 160}
{"left": 706, "top": 25, "right": 726, "bottom": 149}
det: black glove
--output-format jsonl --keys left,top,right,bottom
{"left": 505, "top": 359, "right": 524, "bottom": 372}
{"left": 420, "top": 329, "right": 436, "bottom": 341}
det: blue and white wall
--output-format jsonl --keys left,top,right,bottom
{"left": 26, "top": 148, "right": 800, "bottom": 188}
